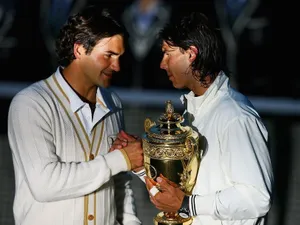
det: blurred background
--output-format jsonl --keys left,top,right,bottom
{"left": 0, "top": 0, "right": 298, "bottom": 225}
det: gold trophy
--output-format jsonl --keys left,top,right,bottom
{"left": 142, "top": 100, "right": 202, "bottom": 225}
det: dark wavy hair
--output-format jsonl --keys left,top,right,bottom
{"left": 159, "top": 12, "right": 228, "bottom": 86}
{"left": 55, "top": 5, "right": 127, "bottom": 67}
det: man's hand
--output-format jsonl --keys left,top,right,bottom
{"left": 122, "top": 140, "right": 143, "bottom": 170}
{"left": 109, "top": 130, "right": 139, "bottom": 152}
{"left": 109, "top": 130, "right": 144, "bottom": 171}
{"left": 145, "top": 174, "right": 185, "bottom": 212}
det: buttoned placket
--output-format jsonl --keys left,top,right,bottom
{"left": 86, "top": 193, "right": 96, "bottom": 225}
{"left": 50, "top": 73, "right": 109, "bottom": 225}
{"left": 82, "top": 102, "right": 108, "bottom": 225}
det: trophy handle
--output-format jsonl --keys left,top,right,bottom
{"left": 181, "top": 135, "right": 201, "bottom": 195}
{"left": 144, "top": 118, "right": 156, "bottom": 133}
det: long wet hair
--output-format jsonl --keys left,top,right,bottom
{"left": 159, "top": 12, "right": 228, "bottom": 86}
{"left": 55, "top": 5, "right": 127, "bottom": 67}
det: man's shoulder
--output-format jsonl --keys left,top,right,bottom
{"left": 10, "top": 76, "right": 53, "bottom": 108}
{"left": 15, "top": 79, "right": 48, "bottom": 98}
{"left": 215, "top": 89, "right": 260, "bottom": 122}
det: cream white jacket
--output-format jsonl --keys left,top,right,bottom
{"left": 136, "top": 72, "right": 273, "bottom": 225}
{"left": 184, "top": 72, "right": 273, "bottom": 225}
{"left": 8, "top": 69, "right": 141, "bottom": 225}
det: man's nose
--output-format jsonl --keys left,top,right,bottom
{"left": 111, "top": 59, "right": 120, "bottom": 72}
{"left": 160, "top": 59, "right": 167, "bottom": 70}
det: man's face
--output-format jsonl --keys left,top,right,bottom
{"left": 79, "top": 34, "right": 125, "bottom": 88}
{"left": 160, "top": 41, "right": 192, "bottom": 89}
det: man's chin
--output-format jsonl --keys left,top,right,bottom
{"left": 98, "top": 80, "right": 111, "bottom": 88}
{"left": 172, "top": 82, "right": 182, "bottom": 89}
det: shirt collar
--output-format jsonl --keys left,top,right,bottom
{"left": 54, "top": 67, "right": 109, "bottom": 113}
{"left": 181, "top": 71, "right": 228, "bottom": 114}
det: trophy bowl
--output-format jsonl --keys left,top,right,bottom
{"left": 142, "top": 100, "right": 202, "bottom": 225}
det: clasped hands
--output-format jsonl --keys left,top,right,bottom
{"left": 109, "top": 130, "right": 185, "bottom": 213}
{"left": 109, "top": 130, "right": 144, "bottom": 171}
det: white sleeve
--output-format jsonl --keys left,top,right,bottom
{"left": 190, "top": 117, "right": 273, "bottom": 220}
{"left": 114, "top": 172, "right": 142, "bottom": 225}
{"left": 7, "top": 94, "right": 128, "bottom": 202}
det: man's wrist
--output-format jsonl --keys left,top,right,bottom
{"left": 178, "top": 195, "right": 190, "bottom": 219}
{"left": 119, "top": 149, "right": 132, "bottom": 170}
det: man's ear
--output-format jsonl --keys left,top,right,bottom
{"left": 188, "top": 46, "right": 199, "bottom": 62}
{"left": 73, "top": 43, "right": 85, "bottom": 59}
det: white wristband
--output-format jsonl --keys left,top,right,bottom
{"left": 149, "top": 186, "right": 160, "bottom": 196}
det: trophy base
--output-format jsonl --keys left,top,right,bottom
{"left": 154, "top": 212, "right": 192, "bottom": 225}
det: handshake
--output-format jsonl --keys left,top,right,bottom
{"left": 109, "top": 130, "right": 144, "bottom": 172}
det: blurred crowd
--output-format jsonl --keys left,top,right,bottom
{"left": 0, "top": 0, "right": 279, "bottom": 97}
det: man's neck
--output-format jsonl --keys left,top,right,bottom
{"left": 60, "top": 66, "right": 97, "bottom": 104}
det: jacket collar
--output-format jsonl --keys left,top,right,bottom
{"left": 181, "top": 71, "right": 228, "bottom": 115}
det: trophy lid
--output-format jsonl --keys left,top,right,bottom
{"left": 143, "top": 100, "right": 192, "bottom": 144}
